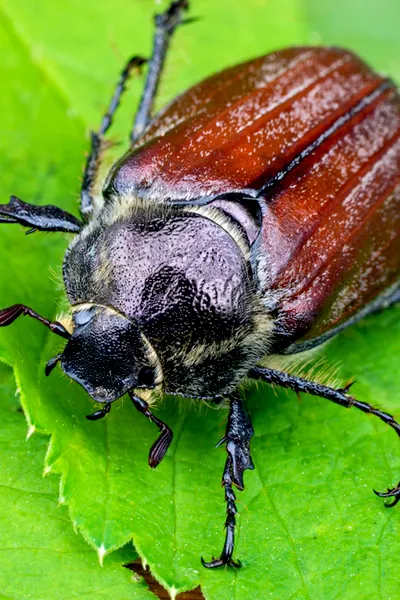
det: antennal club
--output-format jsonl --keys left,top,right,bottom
{"left": 0, "top": 304, "right": 70, "bottom": 339}
{"left": 45, "top": 354, "right": 63, "bottom": 376}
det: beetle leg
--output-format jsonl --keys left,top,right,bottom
{"left": 0, "top": 195, "right": 82, "bottom": 233}
{"left": 201, "top": 394, "right": 254, "bottom": 569}
{"left": 0, "top": 304, "right": 70, "bottom": 338}
{"left": 80, "top": 56, "right": 147, "bottom": 220}
{"left": 249, "top": 366, "right": 400, "bottom": 505}
{"left": 373, "top": 485, "right": 400, "bottom": 507}
{"left": 128, "top": 392, "right": 173, "bottom": 468}
{"left": 131, "top": 0, "right": 189, "bottom": 143}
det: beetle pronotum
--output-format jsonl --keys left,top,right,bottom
{"left": 0, "top": 0, "right": 399, "bottom": 568}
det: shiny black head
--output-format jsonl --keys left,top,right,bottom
{"left": 61, "top": 305, "right": 157, "bottom": 403}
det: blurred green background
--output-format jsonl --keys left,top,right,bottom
{"left": 0, "top": 1, "right": 399, "bottom": 599}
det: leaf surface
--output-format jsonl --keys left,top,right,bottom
{"left": 0, "top": 364, "right": 155, "bottom": 599}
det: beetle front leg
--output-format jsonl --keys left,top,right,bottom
{"left": 249, "top": 366, "right": 400, "bottom": 506}
{"left": 0, "top": 195, "right": 82, "bottom": 233}
{"left": 202, "top": 394, "right": 254, "bottom": 569}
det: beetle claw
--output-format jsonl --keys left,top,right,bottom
{"left": 201, "top": 556, "right": 241, "bottom": 569}
{"left": 373, "top": 482, "right": 400, "bottom": 507}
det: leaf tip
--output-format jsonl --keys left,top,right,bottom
{"left": 43, "top": 464, "right": 52, "bottom": 476}
{"left": 168, "top": 585, "right": 179, "bottom": 600}
{"left": 97, "top": 543, "right": 107, "bottom": 566}
{"left": 26, "top": 424, "right": 36, "bottom": 440}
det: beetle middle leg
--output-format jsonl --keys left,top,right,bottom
{"left": 129, "top": 392, "right": 173, "bottom": 468}
{"left": 202, "top": 393, "right": 254, "bottom": 569}
{"left": 80, "top": 55, "right": 147, "bottom": 220}
{"left": 249, "top": 366, "right": 400, "bottom": 505}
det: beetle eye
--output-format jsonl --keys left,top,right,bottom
{"left": 74, "top": 308, "right": 95, "bottom": 327}
{"left": 137, "top": 366, "right": 156, "bottom": 388}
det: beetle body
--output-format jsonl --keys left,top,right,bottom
{"left": 63, "top": 46, "right": 400, "bottom": 400}
{"left": 0, "top": 1, "right": 399, "bottom": 569}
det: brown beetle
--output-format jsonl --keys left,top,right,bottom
{"left": 0, "top": 0, "right": 399, "bottom": 568}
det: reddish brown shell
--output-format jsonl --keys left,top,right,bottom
{"left": 105, "top": 47, "right": 400, "bottom": 350}
{"left": 260, "top": 74, "right": 400, "bottom": 349}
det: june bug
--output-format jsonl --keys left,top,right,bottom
{"left": 0, "top": 0, "right": 399, "bottom": 568}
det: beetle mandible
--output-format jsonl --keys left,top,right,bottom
{"left": 0, "top": 0, "right": 399, "bottom": 568}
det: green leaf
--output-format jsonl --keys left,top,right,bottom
{"left": 0, "top": 363, "right": 155, "bottom": 599}
{"left": 0, "top": 1, "right": 399, "bottom": 599}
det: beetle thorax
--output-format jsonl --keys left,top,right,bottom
{"left": 63, "top": 200, "right": 272, "bottom": 397}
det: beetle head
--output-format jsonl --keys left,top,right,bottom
{"left": 61, "top": 305, "right": 156, "bottom": 403}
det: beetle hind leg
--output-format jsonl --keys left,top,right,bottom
{"left": 131, "top": 0, "right": 189, "bottom": 143}
{"left": 249, "top": 366, "right": 400, "bottom": 509}
{"left": 201, "top": 394, "right": 254, "bottom": 569}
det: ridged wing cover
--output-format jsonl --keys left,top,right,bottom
{"left": 261, "top": 80, "right": 400, "bottom": 349}
{"left": 106, "top": 47, "right": 386, "bottom": 199}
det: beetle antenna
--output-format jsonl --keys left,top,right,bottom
{"left": 45, "top": 354, "right": 62, "bottom": 377}
{"left": 86, "top": 402, "right": 111, "bottom": 421}
{"left": 0, "top": 304, "right": 70, "bottom": 339}
{"left": 129, "top": 392, "right": 173, "bottom": 467}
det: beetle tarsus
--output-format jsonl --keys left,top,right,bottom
{"left": 129, "top": 392, "right": 173, "bottom": 467}
{"left": 86, "top": 402, "right": 111, "bottom": 421}
{"left": 251, "top": 366, "right": 400, "bottom": 509}
{"left": 201, "top": 555, "right": 242, "bottom": 569}
{"left": 374, "top": 484, "right": 400, "bottom": 507}
{"left": 202, "top": 394, "right": 253, "bottom": 569}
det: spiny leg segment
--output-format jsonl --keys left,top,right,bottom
{"left": 202, "top": 394, "right": 254, "bottom": 569}
{"left": 131, "top": 0, "right": 189, "bottom": 142}
{"left": 249, "top": 366, "right": 400, "bottom": 506}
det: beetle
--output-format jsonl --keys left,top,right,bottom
{"left": 0, "top": 0, "right": 399, "bottom": 569}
